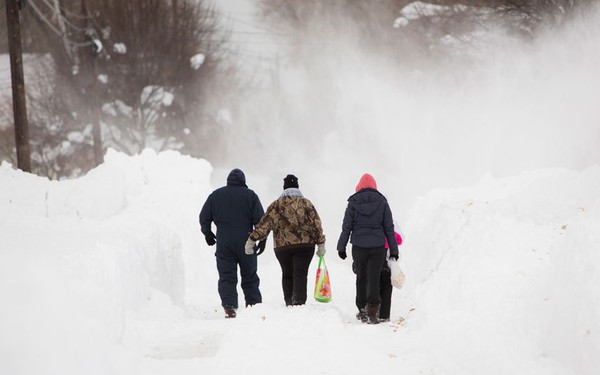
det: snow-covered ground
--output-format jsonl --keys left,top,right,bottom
{"left": 1, "top": 149, "right": 598, "bottom": 375}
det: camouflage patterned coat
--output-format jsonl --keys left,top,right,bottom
{"left": 249, "top": 189, "right": 326, "bottom": 251}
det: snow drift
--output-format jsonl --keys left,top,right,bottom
{"left": 1, "top": 150, "right": 599, "bottom": 374}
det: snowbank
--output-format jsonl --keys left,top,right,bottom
{"left": 404, "top": 167, "right": 600, "bottom": 374}
{"left": 0, "top": 149, "right": 212, "bottom": 374}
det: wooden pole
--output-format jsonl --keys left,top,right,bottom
{"left": 5, "top": 0, "right": 32, "bottom": 172}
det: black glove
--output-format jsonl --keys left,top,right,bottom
{"left": 338, "top": 250, "right": 347, "bottom": 260}
{"left": 204, "top": 232, "right": 216, "bottom": 246}
{"left": 253, "top": 239, "right": 267, "bottom": 256}
{"left": 390, "top": 253, "right": 399, "bottom": 261}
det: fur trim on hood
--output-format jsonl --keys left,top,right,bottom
{"left": 280, "top": 188, "right": 303, "bottom": 198}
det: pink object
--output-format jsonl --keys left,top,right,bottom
{"left": 385, "top": 231, "right": 403, "bottom": 249}
{"left": 355, "top": 173, "right": 377, "bottom": 192}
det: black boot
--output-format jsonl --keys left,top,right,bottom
{"left": 356, "top": 307, "right": 367, "bottom": 323}
{"left": 366, "top": 303, "right": 380, "bottom": 325}
{"left": 224, "top": 306, "right": 237, "bottom": 318}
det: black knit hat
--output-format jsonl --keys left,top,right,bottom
{"left": 283, "top": 174, "right": 299, "bottom": 190}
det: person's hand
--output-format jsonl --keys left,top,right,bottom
{"left": 316, "top": 243, "right": 326, "bottom": 257}
{"left": 390, "top": 253, "right": 399, "bottom": 261}
{"left": 204, "top": 232, "right": 216, "bottom": 246}
{"left": 254, "top": 239, "right": 267, "bottom": 256}
{"left": 338, "top": 250, "right": 347, "bottom": 260}
{"left": 245, "top": 238, "right": 256, "bottom": 255}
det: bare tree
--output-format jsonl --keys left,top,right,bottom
{"left": 50, "top": 0, "right": 231, "bottom": 153}
{"left": 259, "top": 0, "right": 598, "bottom": 65}
{"left": 0, "top": 53, "right": 69, "bottom": 177}
{"left": 84, "top": 0, "right": 231, "bottom": 155}
{"left": 494, "top": 0, "right": 594, "bottom": 37}
{"left": 3, "top": 0, "right": 235, "bottom": 177}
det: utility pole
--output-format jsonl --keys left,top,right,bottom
{"left": 5, "top": 0, "right": 32, "bottom": 172}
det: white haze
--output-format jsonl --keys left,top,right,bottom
{"left": 218, "top": 4, "right": 600, "bottom": 219}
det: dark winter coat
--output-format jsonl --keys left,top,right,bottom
{"left": 199, "top": 170, "right": 264, "bottom": 246}
{"left": 249, "top": 188, "right": 325, "bottom": 251}
{"left": 336, "top": 188, "right": 398, "bottom": 257}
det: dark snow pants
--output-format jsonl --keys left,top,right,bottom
{"left": 216, "top": 242, "right": 261, "bottom": 309}
{"left": 379, "top": 265, "right": 393, "bottom": 320}
{"left": 352, "top": 246, "right": 387, "bottom": 310}
{"left": 275, "top": 246, "right": 315, "bottom": 306}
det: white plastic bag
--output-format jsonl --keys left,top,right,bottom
{"left": 388, "top": 258, "right": 405, "bottom": 289}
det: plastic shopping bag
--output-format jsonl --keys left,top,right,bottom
{"left": 388, "top": 258, "right": 405, "bottom": 289}
{"left": 314, "top": 255, "right": 332, "bottom": 303}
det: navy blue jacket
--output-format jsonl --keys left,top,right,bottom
{"left": 199, "top": 177, "right": 264, "bottom": 246}
{"left": 336, "top": 188, "right": 398, "bottom": 257}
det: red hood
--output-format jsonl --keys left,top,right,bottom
{"left": 355, "top": 173, "right": 377, "bottom": 192}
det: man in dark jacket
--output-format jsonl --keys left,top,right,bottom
{"left": 199, "top": 168, "right": 265, "bottom": 318}
{"left": 337, "top": 173, "right": 399, "bottom": 324}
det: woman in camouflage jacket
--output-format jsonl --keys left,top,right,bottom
{"left": 245, "top": 174, "right": 326, "bottom": 306}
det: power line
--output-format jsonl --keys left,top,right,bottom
{"left": 229, "top": 30, "right": 287, "bottom": 37}
{"left": 39, "top": 0, "right": 89, "bottom": 32}
{"left": 45, "top": 0, "right": 92, "bottom": 20}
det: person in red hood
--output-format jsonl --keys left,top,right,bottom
{"left": 353, "top": 228, "right": 403, "bottom": 322}
{"left": 337, "top": 173, "right": 399, "bottom": 324}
